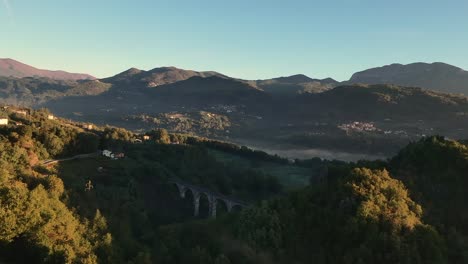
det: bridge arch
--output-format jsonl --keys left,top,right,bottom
{"left": 171, "top": 181, "right": 247, "bottom": 218}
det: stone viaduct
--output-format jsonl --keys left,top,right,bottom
{"left": 170, "top": 179, "right": 248, "bottom": 218}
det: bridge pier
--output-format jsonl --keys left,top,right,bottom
{"left": 208, "top": 195, "right": 217, "bottom": 218}
{"left": 225, "top": 200, "right": 233, "bottom": 212}
{"left": 175, "top": 183, "right": 187, "bottom": 198}
{"left": 193, "top": 191, "right": 201, "bottom": 216}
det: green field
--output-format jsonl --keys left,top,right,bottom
{"left": 208, "top": 149, "right": 312, "bottom": 189}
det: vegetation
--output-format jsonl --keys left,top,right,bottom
{"left": 153, "top": 136, "right": 468, "bottom": 264}
{"left": 0, "top": 105, "right": 466, "bottom": 263}
{"left": 0, "top": 76, "right": 110, "bottom": 106}
{"left": 128, "top": 111, "right": 232, "bottom": 138}
{"left": 4, "top": 72, "right": 468, "bottom": 157}
{"left": 0, "top": 107, "right": 284, "bottom": 263}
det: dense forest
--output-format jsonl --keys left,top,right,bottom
{"left": 0, "top": 106, "right": 466, "bottom": 263}
{"left": 154, "top": 136, "right": 468, "bottom": 264}
{"left": 0, "top": 107, "right": 285, "bottom": 263}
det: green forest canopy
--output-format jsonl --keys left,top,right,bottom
{"left": 0, "top": 106, "right": 466, "bottom": 263}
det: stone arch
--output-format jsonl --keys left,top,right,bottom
{"left": 173, "top": 183, "right": 200, "bottom": 217}
{"left": 173, "top": 182, "right": 188, "bottom": 199}
{"left": 197, "top": 192, "right": 211, "bottom": 218}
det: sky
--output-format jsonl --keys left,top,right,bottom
{"left": 1, "top": 0, "right": 467, "bottom": 81}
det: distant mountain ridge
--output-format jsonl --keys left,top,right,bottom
{"left": 349, "top": 62, "right": 468, "bottom": 95}
{"left": 0, "top": 58, "right": 95, "bottom": 80}
{"left": 245, "top": 74, "right": 339, "bottom": 95}
{"left": 103, "top": 66, "right": 228, "bottom": 88}
{"left": 3, "top": 58, "right": 468, "bottom": 157}
{"left": 150, "top": 75, "right": 266, "bottom": 105}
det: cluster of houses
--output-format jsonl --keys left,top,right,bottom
{"left": 0, "top": 106, "right": 29, "bottom": 125}
{"left": 82, "top": 124, "right": 93, "bottom": 130}
{"left": 133, "top": 135, "right": 151, "bottom": 143}
{"left": 210, "top": 104, "right": 240, "bottom": 114}
{"left": 338, "top": 121, "right": 379, "bottom": 133}
{"left": 383, "top": 130, "right": 410, "bottom": 137}
{"left": 101, "top": 150, "right": 125, "bottom": 160}
{"left": 338, "top": 121, "right": 423, "bottom": 138}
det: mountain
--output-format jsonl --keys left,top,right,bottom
{"left": 149, "top": 76, "right": 267, "bottom": 105}
{"left": 296, "top": 84, "right": 468, "bottom": 120}
{"left": 0, "top": 76, "right": 110, "bottom": 106}
{"left": 349, "top": 62, "right": 468, "bottom": 95}
{"left": 0, "top": 58, "right": 95, "bottom": 80}
{"left": 42, "top": 74, "right": 270, "bottom": 131}
{"left": 248, "top": 74, "right": 339, "bottom": 95}
{"left": 4, "top": 60, "right": 468, "bottom": 156}
{"left": 103, "top": 66, "right": 227, "bottom": 88}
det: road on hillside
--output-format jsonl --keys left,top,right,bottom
{"left": 41, "top": 152, "right": 99, "bottom": 166}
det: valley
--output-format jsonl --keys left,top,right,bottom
{"left": 0, "top": 105, "right": 466, "bottom": 263}
{"left": 3, "top": 59, "right": 468, "bottom": 161}
{"left": 3, "top": 1, "right": 468, "bottom": 263}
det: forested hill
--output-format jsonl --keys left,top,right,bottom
{"left": 0, "top": 106, "right": 466, "bottom": 263}
{"left": 291, "top": 84, "right": 468, "bottom": 120}
{"left": 0, "top": 106, "right": 290, "bottom": 263}
{"left": 154, "top": 136, "right": 468, "bottom": 264}
{"left": 0, "top": 76, "right": 111, "bottom": 106}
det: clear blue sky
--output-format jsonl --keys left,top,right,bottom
{"left": 1, "top": 0, "right": 467, "bottom": 80}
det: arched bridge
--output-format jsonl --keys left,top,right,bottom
{"left": 169, "top": 179, "right": 249, "bottom": 218}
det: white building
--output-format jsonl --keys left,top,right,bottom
{"left": 82, "top": 124, "right": 93, "bottom": 130}
{"left": 47, "top": 115, "right": 55, "bottom": 120}
{"left": 0, "top": 118, "right": 8, "bottom": 125}
{"left": 13, "top": 110, "right": 28, "bottom": 116}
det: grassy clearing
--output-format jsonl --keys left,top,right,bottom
{"left": 208, "top": 149, "right": 311, "bottom": 189}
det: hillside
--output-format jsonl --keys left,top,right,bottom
{"left": 0, "top": 106, "right": 466, "bottom": 263}
{"left": 241, "top": 84, "right": 468, "bottom": 156}
{"left": 153, "top": 136, "right": 468, "bottom": 264}
{"left": 149, "top": 76, "right": 268, "bottom": 105}
{"left": 294, "top": 84, "right": 468, "bottom": 120}
{"left": 4, "top": 61, "right": 468, "bottom": 157}
{"left": 0, "top": 58, "right": 95, "bottom": 80}
{"left": 0, "top": 106, "right": 297, "bottom": 263}
{"left": 42, "top": 83, "right": 468, "bottom": 157}
{"left": 0, "top": 76, "right": 111, "bottom": 106}
{"left": 349, "top": 62, "right": 468, "bottom": 95}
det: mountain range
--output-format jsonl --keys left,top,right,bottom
{"left": 2, "top": 58, "right": 468, "bottom": 157}
{"left": 3, "top": 59, "right": 468, "bottom": 95}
